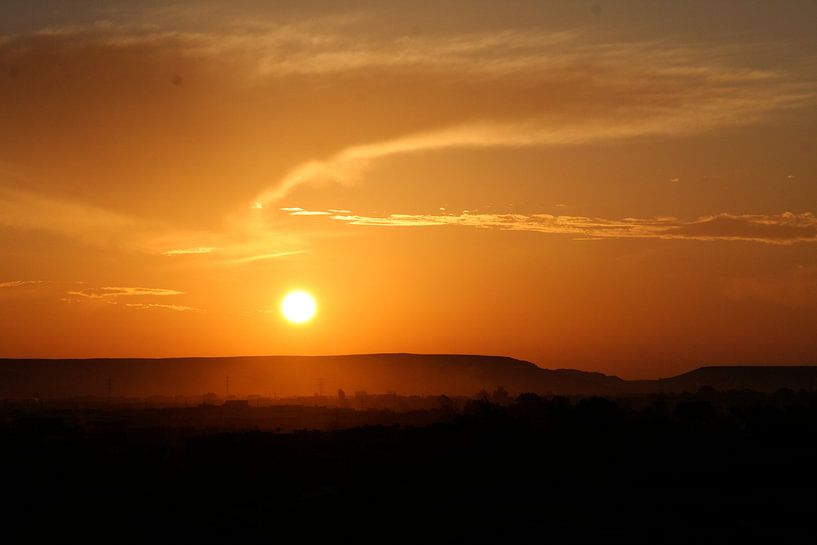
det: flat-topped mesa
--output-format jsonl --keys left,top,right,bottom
{"left": 0, "top": 354, "right": 622, "bottom": 399}
{"left": 2, "top": 356, "right": 815, "bottom": 399}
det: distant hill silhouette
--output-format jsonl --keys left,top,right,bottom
{"left": 0, "top": 354, "right": 622, "bottom": 398}
{"left": 0, "top": 355, "right": 815, "bottom": 398}
{"left": 640, "top": 365, "right": 817, "bottom": 393}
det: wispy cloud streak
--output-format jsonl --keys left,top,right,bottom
{"left": 0, "top": 280, "right": 44, "bottom": 288}
{"left": 123, "top": 303, "right": 199, "bottom": 312}
{"left": 61, "top": 285, "right": 199, "bottom": 311}
{"left": 321, "top": 210, "right": 817, "bottom": 245}
{"left": 0, "top": 185, "right": 304, "bottom": 266}
{"left": 67, "top": 287, "right": 184, "bottom": 299}
{"left": 227, "top": 250, "right": 307, "bottom": 265}
{"left": 237, "top": 26, "right": 817, "bottom": 203}
{"left": 257, "top": 89, "right": 815, "bottom": 204}
{"left": 162, "top": 247, "right": 218, "bottom": 256}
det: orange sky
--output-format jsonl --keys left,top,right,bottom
{"left": 2, "top": 1, "right": 817, "bottom": 378}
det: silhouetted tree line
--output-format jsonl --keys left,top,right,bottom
{"left": 3, "top": 387, "right": 817, "bottom": 541}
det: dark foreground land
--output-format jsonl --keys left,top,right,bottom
{"left": 3, "top": 389, "right": 817, "bottom": 542}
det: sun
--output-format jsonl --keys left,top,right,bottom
{"left": 281, "top": 290, "right": 317, "bottom": 324}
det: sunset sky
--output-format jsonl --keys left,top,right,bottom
{"left": 1, "top": 1, "right": 816, "bottom": 378}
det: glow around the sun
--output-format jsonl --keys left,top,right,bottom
{"left": 281, "top": 290, "right": 317, "bottom": 324}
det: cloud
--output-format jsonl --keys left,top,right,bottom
{"left": 3, "top": 18, "right": 817, "bottom": 266}
{"left": 0, "top": 280, "right": 44, "bottom": 288}
{"left": 288, "top": 210, "right": 331, "bottom": 216}
{"left": 62, "top": 285, "right": 199, "bottom": 311}
{"left": 162, "top": 247, "right": 218, "bottom": 256}
{"left": 149, "top": 210, "right": 310, "bottom": 266}
{"left": 123, "top": 303, "right": 199, "bottom": 312}
{"left": 227, "top": 250, "right": 307, "bottom": 265}
{"left": 3, "top": 22, "right": 812, "bottom": 209}
{"left": 316, "top": 210, "right": 817, "bottom": 245}
{"left": 4, "top": 22, "right": 583, "bottom": 78}
{"left": 230, "top": 26, "right": 816, "bottom": 203}
{"left": 665, "top": 213, "right": 817, "bottom": 244}
{"left": 255, "top": 80, "right": 815, "bottom": 204}
{"left": 14, "top": 19, "right": 804, "bottom": 84}
{"left": 0, "top": 185, "right": 304, "bottom": 266}
{"left": 0, "top": 279, "right": 199, "bottom": 310}
{"left": 67, "top": 286, "right": 184, "bottom": 299}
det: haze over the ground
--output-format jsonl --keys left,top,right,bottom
{"left": 2, "top": 354, "right": 816, "bottom": 399}
{"left": 2, "top": 1, "right": 817, "bottom": 378}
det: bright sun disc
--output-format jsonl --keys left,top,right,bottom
{"left": 281, "top": 290, "right": 317, "bottom": 324}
